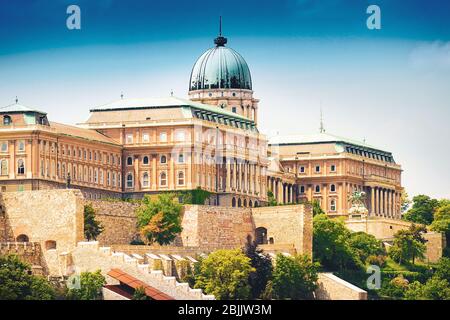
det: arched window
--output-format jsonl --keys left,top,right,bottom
{"left": 143, "top": 156, "right": 149, "bottom": 165}
{"left": 177, "top": 171, "right": 185, "bottom": 185}
{"left": 315, "top": 185, "right": 320, "bottom": 193}
{"left": 127, "top": 156, "right": 133, "bottom": 166}
{"left": 254, "top": 201, "right": 259, "bottom": 207}
{"left": 255, "top": 227, "right": 268, "bottom": 245}
{"left": 238, "top": 198, "right": 242, "bottom": 207}
{"left": 126, "top": 173, "right": 133, "bottom": 188}
{"left": 160, "top": 172, "right": 167, "bottom": 186}
{"left": 45, "top": 240, "right": 57, "bottom": 250}
{"left": 142, "top": 172, "right": 149, "bottom": 187}
{"left": 112, "top": 172, "right": 116, "bottom": 187}
{"left": 94, "top": 169, "right": 98, "bottom": 183}
{"left": 178, "top": 154, "right": 184, "bottom": 163}
{"left": 0, "top": 159, "right": 7, "bottom": 176}
{"left": 249, "top": 200, "right": 253, "bottom": 208}
{"left": 232, "top": 197, "right": 236, "bottom": 207}
{"left": 3, "top": 115, "right": 11, "bottom": 125}
{"left": 62, "top": 164, "right": 66, "bottom": 179}
{"left": 330, "top": 184, "right": 336, "bottom": 192}
{"left": 160, "top": 155, "right": 167, "bottom": 164}
{"left": 16, "top": 234, "right": 29, "bottom": 242}
{"left": 17, "top": 159, "right": 25, "bottom": 175}
{"left": 243, "top": 199, "right": 247, "bottom": 207}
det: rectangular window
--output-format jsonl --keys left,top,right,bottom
{"left": 300, "top": 185, "right": 305, "bottom": 193}
{"left": 160, "top": 132, "right": 167, "bottom": 142}
{"left": 299, "top": 166, "right": 305, "bottom": 173}
{"left": 126, "top": 134, "right": 133, "bottom": 144}
{"left": 142, "top": 133, "right": 150, "bottom": 143}
{"left": 315, "top": 165, "right": 320, "bottom": 173}
{"left": 331, "top": 164, "right": 336, "bottom": 172}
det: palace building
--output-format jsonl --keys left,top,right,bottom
{"left": 0, "top": 28, "right": 403, "bottom": 217}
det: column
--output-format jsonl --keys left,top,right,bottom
{"left": 278, "top": 179, "right": 283, "bottom": 203}
{"left": 26, "top": 139, "right": 32, "bottom": 179}
{"left": 381, "top": 189, "right": 386, "bottom": 217}
{"left": 322, "top": 184, "right": 328, "bottom": 213}
{"left": 338, "top": 183, "right": 343, "bottom": 214}
{"left": 387, "top": 190, "right": 391, "bottom": 217}
{"left": 226, "top": 159, "right": 231, "bottom": 192}
{"left": 371, "top": 187, "right": 375, "bottom": 216}
{"left": 152, "top": 154, "right": 157, "bottom": 189}
{"left": 391, "top": 190, "right": 395, "bottom": 218}
{"left": 9, "top": 140, "right": 16, "bottom": 179}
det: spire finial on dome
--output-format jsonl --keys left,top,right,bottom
{"left": 214, "top": 16, "right": 227, "bottom": 47}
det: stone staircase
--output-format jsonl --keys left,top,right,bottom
{"left": 67, "top": 241, "right": 214, "bottom": 300}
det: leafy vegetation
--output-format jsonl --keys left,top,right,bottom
{"left": 0, "top": 255, "right": 56, "bottom": 300}
{"left": 132, "top": 286, "right": 149, "bottom": 300}
{"left": 84, "top": 203, "right": 104, "bottom": 241}
{"left": 136, "top": 193, "right": 183, "bottom": 245}
{"left": 67, "top": 270, "right": 106, "bottom": 300}
{"left": 389, "top": 224, "right": 427, "bottom": 265}
{"left": 403, "top": 195, "right": 440, "bottom": 225}
{"left": 194, "top": 249, "right": 255, "bottom": 300}
{"left": 243, "top": 238, "right": 273, "bottom": 299}
{"left": 271, "top": 254, "right": 319, "bottom": 300}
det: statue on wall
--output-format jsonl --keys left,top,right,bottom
{"left": 348, "top": 190, "right": 369, "bottom": 217}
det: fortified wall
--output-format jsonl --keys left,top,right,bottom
{"left": 345, "top": 218, "right": 444, "bottom": 263}
{"left": 0, "top": 189, "right": 85, "bottom": 274}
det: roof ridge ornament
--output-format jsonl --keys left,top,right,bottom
{"left": 214, "top": 16, "right": 227, "bottom": 47}
{"left": 15, "top": 96, "right": 18, "bottom": 104}
{"left": 320, "top": 105, "right": 325, "bottom": 133}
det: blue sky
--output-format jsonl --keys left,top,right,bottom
{"left": 0, "top": 0, "right": 449, "bottom": 199}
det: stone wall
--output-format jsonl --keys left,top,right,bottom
{"left": 345, "top": 218, "right": 444, "bottom": 263}
{"left": 0, "top": 189, "right": 85, "bottom": 275}
{"left": 85, "top": 200, "right": 139, "bottom": 245}
{"left": 252, "top": 205, "right": 313, "bottom": 257}
{"left": 0, "top": 242, "right": 44, "bottom": 274}
{"left": 315, "top": 272, "right": 368, "bottom": 300}
{"left": 180, "top": 205, "right": 255, "bottom": 248}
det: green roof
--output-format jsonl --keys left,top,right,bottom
{"left": 0, "top": 103, "right": 47, "bottom": 115}
{"left": 90, "top": 96, "right": 252, "bottom": 123}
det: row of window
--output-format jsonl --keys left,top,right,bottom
{"left": 299, "top": 184, "right": 337, "bottom": 194}
{"left": 0, "top": 159, "right": 24, "bottom": 176}
{"left": 193, "top": 109, "right": 257, "bottom": 131}
{"left": 297, "top": 164, "right": 337, "bottom": 174}
{"left": 40, "top": 140, "right": 120, "bottom": 167}
{"left": 345, "top": 145, "right": 394, "bottom": 163}
{"left": 126, "top": 154, "right": 185, "bottom": 166}
{"left": 125, "top": 131, "right": 186, "bottom": 144}
{"left": 125, "top": 171, "right": 185, "bottom": 188}
{"left": 1, "top": 140, "right": 26, "bottom": 153}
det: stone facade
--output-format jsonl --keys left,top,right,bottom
{"left": 85, "top": 200, "right": 139, "bottom": 245}
{"left": 252, "top": 205, "right": 313, "bottom": 257}
{"left": 345, "top": 217, "right": 444, "bottom": 263}
{"left": 180, "top": 205, "right": 255, "bottom": 248}
{"left": 0, "top": 189, "right": 84, "bottom": 274}
{"left": 315, "top": 272, "right": 368, "bottom": 300}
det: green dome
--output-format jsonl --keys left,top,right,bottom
{"left": 189, "top": 36, "right": 252, "bottom": 91}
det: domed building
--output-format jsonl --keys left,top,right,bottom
{"left": 188, "top": 29, "right": 259, "bottom": 124}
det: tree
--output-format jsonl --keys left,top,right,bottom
{"left": 267, "top": 191, "right": 277, "bottom": 206}
{"left": 400, "top": 189, "right": 411, "bottom": 213}
{"left": 403, "top": 195, "right": 439, "bottom": 225}
{"left": 67, "top": 270, "right": 106, "bottom": 300}
{"left": 313, "top": 214, "right": 362, "bottom": 271}
{"left": 434, "top": 257, "right": 450, "bottom": 283}
{"left": 311, "top": 200, "right": 325, "bottom": 216}
{"left": 389, "top": 224, "right": 427, "bottom": 265}
{"left": 136, "top": 193, "right": 183, "bottom": 245}
{"left": 0, "top": 255, "right": 56, "bottom": 300}
{"left": 348, "top": 232, "right": 385, "bottom": 263}
{"left": 194, "top": 249, "right": 255, "bottom": 300}
{"left": 272, "top": 254, "right": 319, "bottom": 300}
{"left": 405, "top": 276, "right": 450, "bottom": 300}
{"left": 84, "top": 203, "right": 104, "bottom": 241}
{"left": 243, "top": 237, "right": 273, "bottom": 299}
{"left": 430, "top": 203, "right": 450, "bottom": 256}
{"left": 132, "top": 286, "right": 149, "bottom": 300}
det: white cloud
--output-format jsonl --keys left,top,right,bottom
{"left": 410, "top": 41, "right": 450, "bottom": 70}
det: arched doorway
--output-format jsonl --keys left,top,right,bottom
{"left": 238, "top": 198, "right": 242, "bottom": 207}
{"left": 249, "top": 200, "right": 253, "bottom": 207}
{"left": 243, "top": 199, "right": 247, "bottom": 207}
{"left": 16, "top": 234, "right": 29, "bottom": 242}
{"left": 255, "top": 227, "right": 268, "bottom": 245}
{"left": 232, "top": 197, "right": 236, "bottom": 207}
